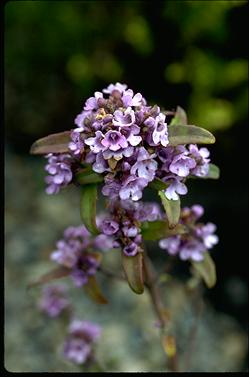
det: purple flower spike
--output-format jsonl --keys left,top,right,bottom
{"left": 63, "top": 338, "right": 92, "bottom": 364}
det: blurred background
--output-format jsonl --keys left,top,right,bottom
{"left": 5, "top": 0, "right": 248, "bottom": 372}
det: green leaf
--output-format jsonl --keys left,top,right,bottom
{"left": 141, "top": 220, "right": 187, "bottom": 241}
{"left": 202, "top": 163, "right": 220, "bottom": 179}
{"left": 191, "top": 253, "right": 217, "bottom": 289}
{"left": 169, "top": 106, "right": 188, "bottom": 126}
{"left": 84, "top": 276, "right": 108, "bottom": 304}
{"left": 75, "top": 168, "right": 104, "bottom": 185}
{"left": 27, "top": 266, "right": 70, "bottom": 289}
{"left": 122, "top": 252, "right": 144, "bottom": 294}
{"left": 168, "top": 125, "right": 215, "bottom": 146}
{"left": 80, "top": 184, "right": 99, "bottom": 235}
{"left": 158, "top": 191, "right": 181, "bottom": 228}
{"left": 149, "top": 178, "right": 168, "bottom": 191}
{"left": 30, "top": 131, "right": 71, "bottom": 154}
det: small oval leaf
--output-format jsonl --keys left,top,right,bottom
{"left": 168, "top": 125, "right": 215, "bottom": 146}
{"left": 149, "top": 178, "right": 168, "bottom": 191}
{"left": 27, "top": 266, "right": 70, "bottom": 289}
{"left": 169, "top": 106, "right": 188, "bottom": 126}
{"left": 80, "top": 184, "right": 99, "bottom": 235}
{"left": 30, "top": 131, "right": 71, "bottom": 155}
{"left": 191, "top": 253, "right": 216, "bottom": 288}
{"left": 141, "top": 220, "right": 187, "bottom": 241}
{"left": 158, "top": 191, "right": 181, "bottom": 229}
{"left": 84, "top": 276, "right": 108, "bottom": 304}
{"left": 202, "top": 163, "right": 220, "bottom": 180}
{"left": 122, "top": 252, "right": 144, "bottom": 294}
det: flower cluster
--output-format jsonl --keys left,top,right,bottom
{"left": 50, "top": 225, "right": 113, "bottom": 287}
{"left": 63, "top": 319, "right": 101, "bottom": 365}
{"left": 38, "top": 284, "right": 70, "bottom": 318}
{"left": 100, "top": 199, "right": 162, "bottom": 256}
{"left": 159, "top": 205, "right": 218, "bottom": 261}
{"left": 45, "top": 153, "right": 73, "bottom": 195}
{"left": 65, "top": 82, "right": 211, "bottom": 201}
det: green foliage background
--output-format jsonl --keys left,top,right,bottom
{"left": 5, "top": 0, "right": 248, "bottom": 372}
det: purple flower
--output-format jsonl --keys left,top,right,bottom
{"left": 148, "top": 113, "right": 169, "bottom": 147}
{"left": 113, "top": 107, "right": 136, "bottom": 127}
{"left": 92, "top": 152, "right": 110, "bottom": 173}
{"left": 135, "top": 202, "right": 162, "bottom": 222}
{"left": 102, "top": 175, "right": 121, "bottom": 199}
{"left": 130, "top": 147, "right": 158, "bottom": 182}
{"left": 84, "top": 91, "right": 103, "bottom": 111}
{"left": 122, "top": 225, "right": 138, "bottom": 237}
{"left": 120, "top": 124, "right": 142, "bottom": 146}
{"left": 45, "top": 154, "right": 73, "bottom": 195}
{"left": 93, "top": 234, "right": 116, "bottom": 251}
{"left": 103, "top": 82, "right": 127, "bottom": 94}
{"left": 38, "top": 285, "right": 70, "bottom": 318}
{"left": 169, "top": 153, "right": 196, "bottom": 177}
{"left": 102, "top": 145, "right": 134, "bottom": 160}
{"left": 100, "top": 219, "right": 119, "bottom": 235}
{"left": 121, "top": 89, "right": 144, "bottom": 107}
{"left": 63, "top": 319, "right": 101, "bottom": 365}
{"left": 101, "top": 130, "right": 128, "bottom": 151}
{"left": 68, "top": 130, "right": 85, "bottom": 155}
{"left": 74, "top": 111, "right": 91, "bottom": 131}
{"left": 123, "top": 242, "right": 139, "bottom": 256}
{"left": 188, "top": 144, "right": 210, "bottom": 177}
{"left": 164, "top": 178, "right": 188, "bottom": 201}
{"left": 63, "top": 338, "right": 92, "bottom": 364}
{"left": 85, "top": 130, "right": 105, "bottom": 153}
{"left": 119, "top": 175, "right": 148, "bottom": 201}
{"left": 159, "top": 205, "right": 218, "bottom": 262}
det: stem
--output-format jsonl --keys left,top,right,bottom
{"left": 143, "top": 251, "right": 179, "bottom": 372}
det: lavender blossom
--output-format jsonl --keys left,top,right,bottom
{"left": 38, "top": 285, "right": 70, "bottom": 318}
{"left": 63, "top": 319, "right": 101, "bottom": 365}
{"left": 45, "top": 153, "right": 73, "bottom": 195}
{"left": 159, "top": 205, "right": 218, "bottom": 261}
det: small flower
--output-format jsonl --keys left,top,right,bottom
{"left": 100, "top": 219, "right": 119, "bottom": 235}
{"left": 151, "top": 113, "right": 169, "bottom": 147}
{"left": 45, "top": 154, "right": 73, "bottom": 195}
{"left": 164, "top": 178, "right": 188, "bottom": 201}
{"left": 113, "top": 107, "right": 136, "bottom": 127}
{"left": 84, "top": 92, "right": 103, "bottom": 111}
{"left": 169, "top": 153, "right": 196, "bottom": 177}
{"left": 121, "top": 89, "right": 144, "bottom": 107}
{"left": 119, "top": 175, "right": 148, "bottom": 201}
{"left": 85, "top": 130, "right": 105, "bottom": 153}
{"left": 101, "top": 130, "right": 128, "bottom": 151}
{"left": 123, "top": 242, "right": 139, "bottom": 256}
{"left": 38, "top": 285, "right": 70, "bottom": 318}
{"left": 103, "top": 82, "right": 127, "bottom": 94}
{"left": 71, "top": 254, "right": 100, "bottom": 287}
{"left": 63, "top": 319, "right": 101, "bottom": 365}
{"left": 130, "top": 147, "right": 158, "bottom": 182}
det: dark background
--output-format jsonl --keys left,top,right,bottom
{"left": 5, "top": 0, "right": 248, "bottom": 372}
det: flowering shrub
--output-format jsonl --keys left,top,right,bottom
{"left": 30, "top": 83, "right": 220, "bottom": 371}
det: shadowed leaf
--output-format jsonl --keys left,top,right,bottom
{"left": 122, "top": 252, "right": 144, "bottom": 294}
{"left": 80, "top": 184, "right": 99, "bottom": 235}
{"left": 168, "top": 125, "right": 215, "bottom": 146}
{"left": 149, "top": 178, "right": 168, "bottom": 191}
{"left": 75, "top": 168, "right": 104, "bottom": 185}
{"left": 30, "top": 131, "right": 71, "bottom": 155}
{"left": 84, "top": 276, "right": 108, "bottom": 304}
{"left": 27, "top": 267, "right": 70, "bottom": 289}
{"left": 158, "top": 191, "right": 181, "bottom": 228}
{"left": 191, "top": 253, "right": 216, "bottom": 288}
{"left": 141, "top": 220, "right": 186, "bottom": 241}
